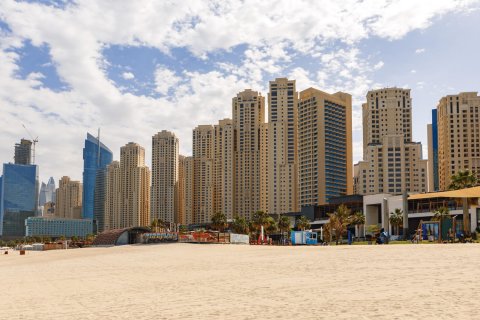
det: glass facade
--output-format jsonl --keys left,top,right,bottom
{"left": 25, "top": 217, "right": 93, "bottom": 238}
{"left": 93, "top": 168, "right": 107, "bottom": 233}
{"left": 0, "top": 163, "right": 39, "bottom": 237}
{"left": 324, "top": 100, "right": 347, "bottom": 202}
{"left": 82, "top": 133, "right": 113, "bottom": 220}
{"left": 431, "top": 109, "right": 439, "bottom": 191}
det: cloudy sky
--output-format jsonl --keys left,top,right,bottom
{"left": 0, "top": 0, "right": 479, "bottom": 184}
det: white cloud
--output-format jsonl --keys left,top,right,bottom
{"left": 122, "top": 72, "right": 134, "bottom": 80}
{"left": 154, "top": 66, "right": 180, "bottom": 95}
{"left": 415, "top": 48, "right": 426, "bottom": 54}
{"left": 0, "top": 0, "right": 477, "bottom": 182}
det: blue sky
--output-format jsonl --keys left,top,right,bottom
{"left": 0, "top": 0, "right": 479, "bottom": 184}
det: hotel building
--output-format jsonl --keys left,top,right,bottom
{"left": 151, "top": 130, "right": 179, "bottom": 224}
{"left": 268, "top": 78, "right": 299, "bottom": 214}
{"left": 354, "top": 88, "right": 427, "bottom": 195}
{"left": 55, "top": 176, "right": 82, "bottom": 219}
{"left": 298, "top": 88, "right": 353, "bottom": 206}
{"left": 434, "top": 92, "right": 480, "bottom": 190}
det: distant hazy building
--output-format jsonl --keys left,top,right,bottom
{"left": 0, "top": 163, "right": 39, "bottom": 238}
{"left": 14, "top": 139, "right": 32, "bottom": 165}
{"left": 268, "top": 78, "right": 299, "bottom": 214}
{"left": 105, "top": 143, "right": 150, "bottom": 230}
{"left": 55, "top": 176, "right": 82, "bottom": 219}
{"left": 151, "top": 130, "right": 179, "bottom": 224}
{"left": 298, "top": 88, "right": 353, "bottom": 206}
{"left": 42, "top": 201, "right": 55, "bottom": 217}
{"left": 354, "top": 88, "right": 427, "bottom": 195}
{"left": 82, "top": 132, "right": 113, "bottom": 220}
{"left": 39, "top": 177, "right": 56, "bottom": 206}
{"left": 435, "top": 92, "right": 480, "bottom": 190}
{"left": 26, "top": 217, "right": 92, "bottom": 238}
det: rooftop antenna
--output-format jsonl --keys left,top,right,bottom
{"left": 22, "top": 123, "right": 39, "bottom": 164}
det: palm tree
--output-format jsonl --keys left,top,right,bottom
{"left": 150, "top": 218, "right": 165, "bottom": 233}
{"left": 251, "top": 210, "right": 269, "bottom": 233}
{"left": 296, "top": 215, "right": 311, "bottom": 231}
{"left": 278, "top": 215, "right": 291, "bottom": 238}
{"left": 231, "top": 215, "right": 249, "bottom": 234}
{"left": 448, "top": 169, "right": 478, "bottom": 190}
{"left": 265, "top": 216, "right": 278, "bottom": 235}
{"left": 327, "top": 204, "right": 351, "bottom": 245}
{"left": 211, "top": 212, "right": 227, "bottom": 232}
{"left": 449, "top": 169, "right": 478, "bottom": 235}
{"left": 350, "top": 211, "right": 365, "bottom": 239}
{"left": 389, "top": 209, "right": 403, "bottom": 236}
{"left": 433, "top": 206, "right": 450, "bottom": 240}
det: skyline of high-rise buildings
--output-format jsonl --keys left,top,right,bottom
{"left": 1, "top": 78, "right": 479, "bottom": 237}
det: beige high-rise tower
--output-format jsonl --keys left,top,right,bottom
{"left": 105, "top": 161, "right": 121, "bottom": 230}
{"left": 192, "top": 125, "right": 215, "bottom": 224}
{"left": 268, "top": 78, "right": 299, "bottom": 214}
{"left": 298, "top": 88, "right": 353, "bottom": 206}
{"left": 436, "top": 92, "right": 480, "bottom": 190}
{"left": 354, "top": 88, "right": 427, "bottom": 195}
{"left": 233, "top": 89, "right": 266, "bottom": 219}
{"left": 151, "top": 130, "right": 179, "bottom": 224}
{"left": 122, "top": 142, "right": 150, "bottom": 228}
{"left": 55, "top": 176, "right": 82, "bottom": 219}
{"left": 183, "top": 156, "right": 194, "bottom": 224}
{"left": 177, "top": 155, "right": 186, "bottom": 225}
{"left": 214, "top": 119, "right": 235, "bottom": 220}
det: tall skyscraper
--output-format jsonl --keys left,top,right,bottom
{"left": 177, "top": 155, "right": 186, "bottom": 225}
{"left": 55, "top": 176, "right": 82, "bottom": 219}
{"left": 121, "top": 142, "right": 150, "bottom": 228}
{"left": 151, "top": 130, "right": 179, "bottom": 224}
{"left": 268, "top": 78, "right": 299, "bottom": 214}
{"left": 354, "top": 88, "right": 427, "bottom": 195}
{"left": 39, "top": 182, "right": 47, "bottom": 207}
{"left": 183, "top": 156, "right": 194, "bottom": 225}
{"left": 192, "top": 125, "right": 215, "bottom": 224}
{"left": 435, "top": 92, "right": 480, "bottom": 190}
{"left": 93, "top": 168, "right": 107, "bottom": 233}
{"left": 14, "top": 139, "right": 32, "bottom": 165}
{"left": 82, "top": 132, "right": 113, "bottom": 220}
{"left": 214, "top": 119, "right": 235, "bottom": 220}
{"left": 0, "top": 163, "right": 38, "bottom": 238}
{"left": 298, "top": 88, "right": 353, "bottom": 206}
{"left": 427, "top": 109, "right": 439, "bottom": 191}
{"left": 105, "top": 161, "right": 121, "bottom": 230}
{"left": 232, "top": 89, "right": 266, "bottom": 219}
{"left": 38, "top": 176, "right": 56, "bottom": 207}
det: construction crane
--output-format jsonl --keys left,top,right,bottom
{"left": 22, "top": 123, "right": 39, "bottom": 164}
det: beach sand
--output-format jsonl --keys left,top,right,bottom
{"left": 1, "top": 243, "right": 479, "bottom": 319}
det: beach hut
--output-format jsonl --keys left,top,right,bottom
{"left": 290, "top": 231, "right": 318, "bottom": 245}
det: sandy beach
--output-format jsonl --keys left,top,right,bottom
{"left": 1, "top": 243, "right": 479, "bottom": 319}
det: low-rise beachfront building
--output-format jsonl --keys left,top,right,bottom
{"left": 363, "top": 186, "right": 480, "bottom": 238}
{"left": 25, "top": 217, "right": 93, "bottom": 238}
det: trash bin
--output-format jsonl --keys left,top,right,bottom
{"left": 19, "top": 250, "right": 25, "bottom": 255}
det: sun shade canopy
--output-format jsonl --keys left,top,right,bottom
{"left": 408, "top": 186, "right": 480, "bottom": 200}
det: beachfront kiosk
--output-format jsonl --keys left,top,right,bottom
{"left": 291, "top": 231, "right": 318, "bottom": 245}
